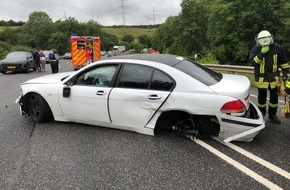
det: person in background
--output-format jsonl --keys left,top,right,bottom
{"left": 249, "top": 30, "right": 289, "bottom": 124}
{"left": 49, "top": 48, "right": 59, "bottom": 74}
{"left": 150, "top": 47, "right": 159, "bottom": 54}
{"left": 33, "top": 50, "right": 41, "bottom": 72}
{"left": 91, "top": 48, "right": 94, "bottom": 63}
{"left": 39, "top": 50, "right": 46, "bottom": 72}
{"left": 86, "top": 48, "right": 92, "bottom": 65}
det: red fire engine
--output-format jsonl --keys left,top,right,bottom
{"left": 70, "top": 36, "right": 101, "bottom": 70}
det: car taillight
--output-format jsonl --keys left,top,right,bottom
{"left": 220, "top": 100, "right": 246, "bottom": 113}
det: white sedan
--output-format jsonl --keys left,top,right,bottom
{"left": 16, "top": 54, "right": 265, "bottom": 143}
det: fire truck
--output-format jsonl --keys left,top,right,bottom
{"left": 70, "top": 36, "right": 101, "bottom": 70}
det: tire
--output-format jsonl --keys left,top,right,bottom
{"left": 0, "top": 71, "right": 6, "bottom": 74}
{"left": 27, "top": 93, "right": 53, "bottom": 122}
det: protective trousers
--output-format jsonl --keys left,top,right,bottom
{"left": 258, "top": 87, "right": 278, "bottom": 116}
{"left": 50, "top": 61, "right": 59, "bottom": 74}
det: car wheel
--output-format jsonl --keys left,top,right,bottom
{"left": 27, "top": 93, "right": 53, "bottom": 122}
{"left": 0, "top": 71, "right": 6, "bottom": 74}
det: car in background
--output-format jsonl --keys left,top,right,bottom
{"left": 107, "top": 51, "right": 115, "bottom": 57}
{"left": 43, "top": 50, "right": 53, "bottom": 63}
{"left": 63, "top": 53, "right": 72, "bottom": 59}
{"left": 15, "top": 54, "right": 265, "bottom": 143}
{"left": 0, "top": 51, "right": 36, "bottom": 74}
{"left": 101, "top": 51, "right": 107, "bottom": 56}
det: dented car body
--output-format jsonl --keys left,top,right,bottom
{"left": 16, "top": 54, "right": 265, "bottom": 143}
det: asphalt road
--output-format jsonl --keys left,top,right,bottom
{"left": 0, "top": 60, "right": 290, "bottom": 190}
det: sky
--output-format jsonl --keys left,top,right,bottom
{"left": 0, "top": 0, "right": 182, "bottom": 26}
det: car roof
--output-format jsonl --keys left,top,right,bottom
{"left": 107, "top": 54, "right": 185, "bottom": 67}
{"left": 8, "top": 51, "right": 29, "bottom": 55}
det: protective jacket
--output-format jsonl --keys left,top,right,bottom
{"left": 249, "top": 43, "right": 289, "bottom": 89}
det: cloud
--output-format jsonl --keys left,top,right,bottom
{"left": 0, "top": 0, "right": 182, "bottom": 26}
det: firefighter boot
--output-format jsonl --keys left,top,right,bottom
{"left": 268, "top": 115, "right": 281, "bottom": 124}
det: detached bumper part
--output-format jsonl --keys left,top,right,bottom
{"left": 218, "top": 101, "right": 265, "bottom": 143}
{"left": 15, "top": 95, "right": 26, "bottom": 116}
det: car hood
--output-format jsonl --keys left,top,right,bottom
{"left": 22, "top": 71, "right": 75, "bottom": 84}
{"left": 209, "top": 74, "right": 250, "bottom": 107}
{"left": 0, "top": 58, "right": 26, "bottom": 64}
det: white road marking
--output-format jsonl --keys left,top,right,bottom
{"left": 213, "top": 137, "right": 290, "bottom": 180}
{"left": 193, "top": 138, "right": 283, "bottom": 190}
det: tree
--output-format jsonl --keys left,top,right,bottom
{"left": 17, "top": 11, "right": 54, "bottom": 49}
{"left": 207, "top": 0, "right": 289, "bottom": 64}
{"left": 122, "top": 34, "right": 134, "bottom": 43}
{"left": 151, "top": 16, "right": 180, "bottom": 54}
{"left": 48, "top": 32, "right": 69, "bottom": 55}
{"left": 28, "top": 11, "right": 52, "bottom": 23}
{"left": 137, "top": 35, "right": 152, "bottom": 48}
{"left": 174, "top": 0, "right": 209, "bottom": 57}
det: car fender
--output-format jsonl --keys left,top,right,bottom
{"left": 22, "top": 84, "right": 64, "bottom": 119}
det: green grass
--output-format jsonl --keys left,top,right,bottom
{"left": 102, "top": 27, "right": 156, "bottom": 39}
{"left": 0, "top": 26, "right": 20, "bottom": 32}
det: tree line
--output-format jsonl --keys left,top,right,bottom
{"left": 152, "top": 0, "right": 290, "bottom": 65}
{"left": 0, "top": 11, "right": 153, "bottom": 58}
{"left": 1, "top": 0, "right": 290, "bottom": 65}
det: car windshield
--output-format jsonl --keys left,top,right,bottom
{"left": 6, "top": 52, "right": 26, "bottom": 59}
{"left": 174, "top": 59, "right": 222, "bottom": 86}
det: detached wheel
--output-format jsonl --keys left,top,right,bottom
{"left": 27, "top": 93, "right": 53, "bottom": 122}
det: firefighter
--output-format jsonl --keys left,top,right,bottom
{"left": 249, "top": 30, "right": 289, "bottom": 124}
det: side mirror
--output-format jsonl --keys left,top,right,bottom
{"left": 63, "top": 86, "right": 71, "bottom": 98}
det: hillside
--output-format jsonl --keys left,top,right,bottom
{"left": 101, "top": 27, "right": 156, "bottom": 39}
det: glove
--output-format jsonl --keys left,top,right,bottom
{"left": 261, "top": 46, "right": 269, "bottom": 54}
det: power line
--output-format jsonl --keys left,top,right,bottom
{"left": 117, "top": 0, "right": 130, "bottom": 27}
{"left": 148, "top": 7, "right": 157, "bottom": 27}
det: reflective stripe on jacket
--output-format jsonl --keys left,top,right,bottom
{"left": 249, "top": 43, "right": 289, "bottom": 89}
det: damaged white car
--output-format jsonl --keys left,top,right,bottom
{"left": 16, "top": 54, "right": 265, "bottom": 143}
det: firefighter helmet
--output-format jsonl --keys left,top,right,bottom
{"left": 256, "top": 30, "right": 273, "bottom": 46}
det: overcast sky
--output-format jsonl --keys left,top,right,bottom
{"left": 1, "top": 0, "right": 182, "bottom": 26}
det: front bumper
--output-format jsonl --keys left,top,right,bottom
{"left": 217, "top": 101, "right": 265, "bottom": 143}
{"left": 1, "top": 64, "right": 27, "bottom": 72}
{"left": 15, "top": 94, "right": 26, "bottom": 116}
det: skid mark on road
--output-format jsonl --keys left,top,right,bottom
{"left": 192, "top": 138, "right": 283, "bottom": 190}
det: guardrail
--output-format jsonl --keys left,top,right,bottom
{"left": 204, "top": 64, "right": 254, "bottom": 74}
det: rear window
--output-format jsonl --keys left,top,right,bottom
{"left": 174, "top": 59, "right": 222, "bottom": 86}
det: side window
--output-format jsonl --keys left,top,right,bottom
{"left": 150, "top": 70, "right": 174, "bottom": 91}
{"left": 118, "top": 64, "right": 153, "bottom": 89}
{"left": 75, "top": 65, "right": 117, "bottom": 87}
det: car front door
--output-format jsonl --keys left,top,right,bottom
{"left": 59, "top": 65, "right": 118, "bottom": 124}
{"left": 109, "top": 63, "right": 174, "bottom": 128}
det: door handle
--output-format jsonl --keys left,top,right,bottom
{"left": 148, "top": 94, "right": 161, "bottom": 100}
{"left": 96, "top": 90, "right": 106, "bottom": 95}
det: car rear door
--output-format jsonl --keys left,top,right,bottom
{"left": 109, "top": 63, "right": 174, "bottom": 128}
